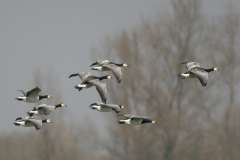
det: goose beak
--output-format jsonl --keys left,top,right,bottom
{"left": 108, "top": 76, "right": 113, "bottom": 79}
{"left": 151, "top": 120, "right": 156, "bottom": 124}
{"left": 62, "top": 104, "right": 67, "bottom": 107}
{"left": 123, "top": 63, "right": 129, "bottom": 67}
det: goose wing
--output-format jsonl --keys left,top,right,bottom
{"left": 17, "top": 90, "right": 28, "bottom": 96}
{"left": 25, "top": 119, "right": 42, "bottom": 130}
{"left": 15, "top": 116, "right": 30, "bottom": 121}
{"left": 88, "top": 80, "right": 107, "bottom": 103}
{"left": 118, "top": 114, "right": 132, "bottom": 119}
{"left": 69, "top": 73, "right": 81, "bottom": 79}
{"left": 189, "top": 67, "right": 209, "bottom": 86}
{"left": 102, "top": 103, "right": 121, "bottom": 113}
{"left": 130, "top": 116, "right": 153, "bottom": 123}
{"left": 79, "top": 72, "right": 92, "bottom": 81}
{"left": 103, "top": 64, "right": 122, "bottom": 83}
{"left": 82, "top": 75, "right": 100, "bottom": 84}
{"left": 97, "top": 60, "right": 110, "bottom": 66}
{"left": 182, "top": 62, "right": 201, "bottom": 70}
{"left": 26, "top": 86, "right": 41, "bottom": 97}
{"left": 130, "top": 116, "right": 148, "bottom": 120}
{"left": 37, "top": 104, "right": 54, "bottom": 115}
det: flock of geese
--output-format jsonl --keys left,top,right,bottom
{"left": 13, "top": 60, "right": 219, "bottom": 130}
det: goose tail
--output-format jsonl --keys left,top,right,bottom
{"left": 74, "top": 85, "right": 83, "bottom": 91}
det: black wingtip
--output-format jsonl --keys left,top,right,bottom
{"left": 178, "top": 74, "right": 182, "bottom": 77}
{"left": 90, "top": 62, "right": 98, "bottom": 67}
{"left": 181, "top": 62, "right": 187, "bottom": 64}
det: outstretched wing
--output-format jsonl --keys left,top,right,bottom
{"left": 17, "top": 90, "right": 28, "bottom": 96}
{"left": 131, "top": 116, "right": 153, "bottom": 123}
{"left": 102, "top": 103, "right": 121, "bottom": 114}
{"left": 88, "top": 80, "right": 107, "bottom": 103}
{"left": 37, "top": 105, "right": 53, "bottom": 115}
{"left": 103, "top": 64, "right": 122, "bottom": 83}
{"left": 69, "top": 73, "right": 81, "bottom": 79}
{"left": 26, "top": 86, "right": 41, "bottom": 97}
{"left": 97, "top": 60, "right": 110, "bottom": 66}
{"left": 82, "top": 76, "right": 99, "bottom": 84}
{"left": 130, "top": 116, "right": 148, "bottom": 120}
{"left": 189, "top": 67, "right": 209, "bottom": 86}
{"left": 25, "top": 119, "right": 42, "bottom": 130}
{"left": 79, "top": 72, "right": 92, "bottom": 81}
{"left": 182, "top": 62, "right": 201, "bottom": 70}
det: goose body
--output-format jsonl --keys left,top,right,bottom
{"left": 89, "top": 102, "right": 124, "bottom": 114}
{"left": 178, "top": 62, "right": 219, "bottom": 87}
{"left": 90, "top": 60, "right": 128, "bottom": 83}
{"left": 28, "top": 103, "right": 67, "bottom": 116}
{"left": 15, "top": 86, "right": 52, "bottom": 103}
{"left": 117, "top": 114, "right": 156, "bottom": 125}
{"left": 14, "top": 118, "right": 52, "bottom": 130}
{"left": 69, "top": 72, "right": 111, "bottom": 103}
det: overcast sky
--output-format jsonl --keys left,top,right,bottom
{"left": 0, "top": 0, "right": 239, "bottom": 133}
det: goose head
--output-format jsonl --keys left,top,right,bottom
{"left": 213, "top": 67, "right": 219, "bottom": 71}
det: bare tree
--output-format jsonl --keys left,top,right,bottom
{"left": 91, "top": 0, "right": 240, "bottom": 160}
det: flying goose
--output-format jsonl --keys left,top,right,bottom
{"left": 117, "top": 114, "right": 156, "bottom": 125}
{"left": 178, "top": 62, "right": 219, "bottom": 87}
{"left": 14, "top": 118, "right": 52, "bottom": 130}
{"left": 69, "top": 72, "right": 112, "bottom": 91}
{"left": 90, "top": 60, "right": 128, "bottom": 83}
{"left": 15, "top": 86, "right": 52, "bottom": 103}
{"left": 28, "top": 103, "right": 67, "bottom": 116}
{"left": 69, "top": 72, "right": 109, "bottom": 103}
{"left": 89, "top": 102, "right": 125, "bottom": 114}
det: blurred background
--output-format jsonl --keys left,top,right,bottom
{"left": 1, "top": 0, "right": 240, "bottom": 159}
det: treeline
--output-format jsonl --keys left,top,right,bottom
{"left": 1, "top": 0, "right": 240, "bottom": 160}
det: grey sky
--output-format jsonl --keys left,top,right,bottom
{"left": 0, "top": 0, "right": 239, "bottom": 133}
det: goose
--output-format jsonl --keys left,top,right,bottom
{"left": 178, "top": 62, "right": 219, "bottom": 87}
{"left": 69, "top": 72, "right": 109, "bottom": 103}
{"left": 90, "top": 60, "right": 128, "bottom": 83}
{"left": 117, "top": 114, "right": 156, "bottom": 125}
{"left": 14, "top": 118, "right": 52, "bottom": 130}
{"left": 89, "top": 102, "right": 125, "bottom": 114}
{"left": 15, "top": 86, "right": 52, "bottom": 103}
{"left": 68, "top": 72, "right": 112, "bottom": 91}
{"left": 28, "top": 103, "right": 67, "bottom": 116}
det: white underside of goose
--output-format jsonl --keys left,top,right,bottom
{"left": 15, "top": 121, "right": 33, "bottom": 127}
{"left": 92, "top": 105, "right": 112, "bottom": 112}
{"left": 29, "top": 110, "right": 43, "bottom": 115}
{"left": 181, "top": 73, "right": 197, "bottom": 78}
{"left": 77, "top": 83, "right": 94, "bottom": 88}
{"left": 120, "top": 119, "right": 143, "bottom": 125}
{"left": 93, "top": 66, "right": 110, "bottom": 71}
